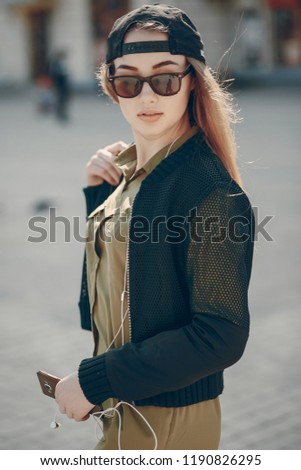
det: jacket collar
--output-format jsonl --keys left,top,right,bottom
{"left": 114, "top": 127, "right": 199, "bottom": 182}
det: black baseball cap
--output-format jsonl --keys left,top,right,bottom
{"left": 105, "top": 3, "right": 206, "bottom": 65}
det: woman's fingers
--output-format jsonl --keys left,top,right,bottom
{"left": 87, "top": 156, "right": 119, "bottom": 186}
{"left": 95, "top": 152, "right": 123, "bottom": 182}
{"left": 104, "top": 141, "right": 129, "bottom": 156}
{"left": 86, "top": 141, "right": 128, "bottom": 186}
{"left": 55, "top": 372, "right": 95, "bottom": 422}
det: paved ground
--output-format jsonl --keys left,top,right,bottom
{"left": 0, "top": 84, "right": 300, "bottom": 450}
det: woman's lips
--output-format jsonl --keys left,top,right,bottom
{"left": 137, "top": 111, "right": 163, "bottom": 122}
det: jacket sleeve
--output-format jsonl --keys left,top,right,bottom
{"left": 78, "top": 186, "right": 255, "bottom": 403}
{"left": 83, "top": 181, "right": 118, "bottom": 218}
{"left": 78, "top": 181, "right": 119, "bottom": 330}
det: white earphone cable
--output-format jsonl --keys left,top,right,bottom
{"left": 91, "top": 401, "right": 158, "bottom": 450}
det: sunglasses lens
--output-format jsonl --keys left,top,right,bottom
{"left": 113, "top": 77, "right": 141, "bottom": 98}
{"left": 151, "top": 74, "right": 180, "bottom": 96}
{"left": 111, "top": 73, "right": 183, "bottom": 98}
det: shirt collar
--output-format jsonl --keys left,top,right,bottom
{"left": 115, "top": 127, "right": 198, "bottom": 182}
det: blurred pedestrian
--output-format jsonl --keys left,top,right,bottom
{"left": 34, "top": 74, "right": 55, "bottom": 115}
{"left": 50, "top": 50, "right": 71, "bottom": 121}
{"left": 55, "top": 4, "right": 255, "bottom": 450}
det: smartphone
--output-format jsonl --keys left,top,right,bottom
{"left": 36, "top": 370, "right": 102, "bottom": 415}
{"left": 37, "top": 370, "right": 60, "bottom": 399}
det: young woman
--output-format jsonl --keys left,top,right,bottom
{"left": 55, "top": 4, "right": 255, "bottom": 450}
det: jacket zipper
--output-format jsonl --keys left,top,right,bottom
{"left": 126, "top": 193, "right": 137, "bottom": 344}
{"left": 126, "top": 193, "right": 137, "bottom": 406}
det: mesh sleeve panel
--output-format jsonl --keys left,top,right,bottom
{"left": 186, "top": 185, "right": 253, "bottom": 331}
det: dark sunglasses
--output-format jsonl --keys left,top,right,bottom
{"left": 108, "top": 64, "right": 192, "bottom": 98}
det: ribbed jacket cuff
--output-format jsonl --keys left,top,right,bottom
{"left": 78, "top": 354, "right": 115, "bottom": 405}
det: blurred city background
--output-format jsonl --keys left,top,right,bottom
{"left": 0, "top": 0, "right": 300, "bottom": 451}
{"left": 1, "top": 0, "right": 301, "bottom": 90}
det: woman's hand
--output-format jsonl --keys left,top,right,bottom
{"left": 86, "top": 141, "right": 128, "bottom": 186}
{"left": 55, "top": 371, "right": 95, "bottom": 421}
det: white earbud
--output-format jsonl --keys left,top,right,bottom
{"left": 50, "top": 409, "right": 61, "bottom": 429}
{"left": 50, "top": 420, "right": 60, "bottom": 429}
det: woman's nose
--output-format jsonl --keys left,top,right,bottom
{"left": 139, "top": 81, "right": 158, "bottom": 103}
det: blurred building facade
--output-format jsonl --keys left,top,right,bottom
{"left": 0, "top": 0, "right": 300, "bottom": 89}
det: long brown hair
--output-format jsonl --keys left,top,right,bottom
{"left": 97, "top": 22, "right": 242, "bottom": 187}
{"left": 188, "top": 58, "right": 242, "bottom": 186}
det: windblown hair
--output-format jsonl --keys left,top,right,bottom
{"left": 187, "top": 58, "right": 242, "bottom": 186}
{"left": 97, "top": 22, "right": 242, "bottom": 187}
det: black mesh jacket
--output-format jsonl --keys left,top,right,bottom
{"left": 78, "top": 131, "right": 255, "bottom": 408}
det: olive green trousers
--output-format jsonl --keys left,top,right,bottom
{"left": 95, "top": 398, "right": 221, "bottom": 450}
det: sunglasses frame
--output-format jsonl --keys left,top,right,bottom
{"left": 108, "top": 64, "right": 192, "bottom": 98}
